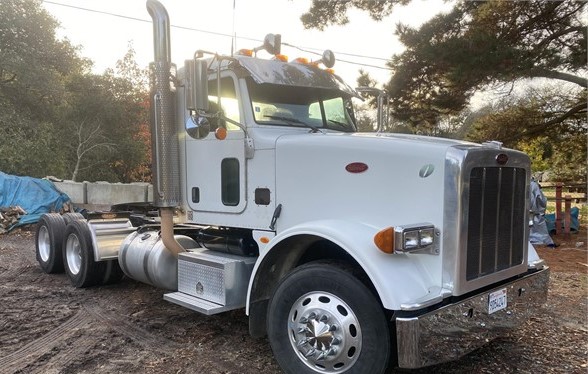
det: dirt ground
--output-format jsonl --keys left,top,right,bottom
{"left": 0, "top": 227, "right": 586, "bottom": 374}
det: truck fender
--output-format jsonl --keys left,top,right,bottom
{"left": 246, "top": 219, "right": 438, "bottom": 315}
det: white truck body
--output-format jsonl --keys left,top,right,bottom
{"left": 35, "top": 1, "right": 549, "bottom": 373}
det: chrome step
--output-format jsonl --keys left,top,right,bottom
{"left": 163, "top": 292, "right": 237, "bottom": 315}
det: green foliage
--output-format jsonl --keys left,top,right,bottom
{"left": 0, "top": 97, "right": 67, "bottom": 178}
{"left": 548, "top": 133, "right": 586, "bottom": 183}
{"left": 0, "top": 0, "right": 85, "bottom": 177}
{"left": 302, "top": 1, "right": 586, "bottom": 131}
{"left": 516, "top": 137, "right": 552, "bottom": 172}
{"left": 58, "top": 71, "right": 149, "bottom": 182}
{"left": 465, "top": 86, "right": 586, "bottom": 182}
{"left": 386, "top": 1, "right": 587, "bottom": 128}
{"left": 0, "top": 1, "right": 151, "bottom": 183}
{"left": 300, "top": 0, "right": 408, "bottom": 30}
{"left": 466, "top": 86, "right": 586, "bottom": 143}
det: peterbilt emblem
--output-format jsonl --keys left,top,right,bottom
{"left": 419, "top": 164, "right": 435, "bottom": 178}
{"left": 496, "top": 153, "right": 509, "bottom": 165}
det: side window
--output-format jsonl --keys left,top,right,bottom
{"left": 323, "top": 97, "right": 347, "bottom": 123}
{"left": 308, "top": 102, "right": 321, "bottom": 120}
{"left": 208, "top": 77, "right": 241, "bottom": 131}
{"left": 221, "top": 158, "right": 240, "bottom": 206}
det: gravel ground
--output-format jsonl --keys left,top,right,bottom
{"left": 0, "top": 227, "right": 586, "bottom": 374}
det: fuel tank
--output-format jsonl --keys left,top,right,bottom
{"left": 119, "top": 229, "right": 198, "bottom": 290}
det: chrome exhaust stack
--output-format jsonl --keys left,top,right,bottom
{"left": 146, "top": 0, "right": 183, "bottom": 257}
{"left": 147, "top": 0, "right": 179, "bottom": 208}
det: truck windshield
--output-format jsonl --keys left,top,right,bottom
{"left": 247, "top": 79, "right": 356, "bottom": 132}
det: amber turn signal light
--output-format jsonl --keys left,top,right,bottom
{"left": 215, "top": 127, "right": 227, "bottom": 140}
{"left": 374, "top": 227, "right": 395, "bottom": 254}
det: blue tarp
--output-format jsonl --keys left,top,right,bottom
{"left": 0, "top": 172, "right": 71, "bottom": 231}
{"left": 545, "top": 207, "right": 580, "bottom": 233}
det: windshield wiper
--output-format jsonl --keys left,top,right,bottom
{"left": 264, "top": 115, "right": 321, "bottom": 133}
{"left": 328, "top": 119, "right": 354, "bottom": 132}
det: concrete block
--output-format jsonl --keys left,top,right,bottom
{"left": 53, "top": 180, "right": 85, "bottom": 204}
{"left": 53, "top": 180, "right": 154, "bottom": 206}
{"left": 86, "top": 182, "right": 149, "bottom": 205}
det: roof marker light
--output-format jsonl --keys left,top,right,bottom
{"left": 237, "top": 49, "right": 254, "bottom": 57}
{"left": 273, "top": 54, "right": 288, "bottom": 62}
{"left": 292, "top": 57, "right": 310, "bottom": 64}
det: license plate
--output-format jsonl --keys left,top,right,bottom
{"left": 488, "top": 288, "right": 507, "bottom": 314}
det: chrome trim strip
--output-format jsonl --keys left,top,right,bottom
{"left": 395, "top": 267, "right": 549, "bottom": 369}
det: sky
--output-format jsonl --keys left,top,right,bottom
{"left": 41, "top": 0, "right": 454, "bottom": 87}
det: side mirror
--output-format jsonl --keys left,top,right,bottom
{"left": 254, "top": 34, "right": 281, "bottom": 55}
{"left": 319, "top": 50, "right": 335, "bottom": 68}
{"left": 185, "top": 59, "right": 209, "bottom": 111}
{"left": 185, "top": 115, "right": 210, "bottom": 139}
{"left": 355, "top": 87, "right": 389, "bottom": 132}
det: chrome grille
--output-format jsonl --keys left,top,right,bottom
{"left": 466, "top": 167, "right": 526, "bottom": 281}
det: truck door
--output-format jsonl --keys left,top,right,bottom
{"left": 185, "top": 74, "right": 246, "bottom": 214}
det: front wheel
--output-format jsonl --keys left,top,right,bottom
{"left": 267, "top": 262, "right": 390, "bottom": 374}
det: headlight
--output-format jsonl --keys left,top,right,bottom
{"left": 394, "top": 223, "right": 438, "bottom": 253}
{"left": 373, "top": 223, "right": 439, "bottom": 255}
{"left": 419, "top": 228, "right": 435, "bottom": 247}
{"left": 403, "top": 230, "right": 419, "bottom": 250}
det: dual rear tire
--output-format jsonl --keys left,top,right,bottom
{"left": 35, "top": 213, "right": 124, "bottom": 287}
{"left": 36, "top": 214, "right": 66, "bottom": 273}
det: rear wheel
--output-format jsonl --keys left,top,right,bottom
{"left": 267, "top": 262, "right": 390, "bottom": 374}
{"left": 35, "top": 213, "right": 66, "bottom": 273}
{"left": 63, "top": 220, "right": 104, "bottom": 288}
{"left": 62, "top": 212, "right": 85, "bottom": 225}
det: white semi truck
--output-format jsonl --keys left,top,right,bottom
{"left": 35, "top": 1, "right": 550, "bottom": 373}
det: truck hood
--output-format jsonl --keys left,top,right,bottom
{"left": 273, "top": 131, "right": 470, "bottom": 230}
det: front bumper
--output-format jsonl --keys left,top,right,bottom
{"left": 395, "top": 267, "right": 550, "bottom": 369}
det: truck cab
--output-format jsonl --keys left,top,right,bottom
{"left": 169, "top": 30, "right": 550, "bottom": 372}
{"left": 35, "top": 1, "right": 550, "bottom": 373}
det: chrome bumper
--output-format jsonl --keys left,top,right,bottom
{"left": 395, "top": 267, "right": 550, "bottom": 369}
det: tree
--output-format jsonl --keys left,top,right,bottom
{"left": 0, "top": 0, "right": 88, "bottom": 111}
{"left": 466, "top": 86, "right": 586, "bottom": 181}
{"left": 105, "top": 44, "right": 152, "bottom": 183}
{"left": 302, "top": 1, "right": 587, "bottom": 132}
{"left": 386, "top": 1, "right": 586, "bottom": 128}
{"left": 59, "top": 72, "right": 148, "bottom": 182}
{"left": 300, "top": 0, "right": 409, "bottom": 30}
{"left": 0, "top": 0, "right": 87, "bottom": 178}
{"left": 0, "top": 1, "right": 151, "bottom": 183}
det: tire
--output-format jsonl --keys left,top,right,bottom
{"left": 101, "top": 260, "right": 125, "bottom": 285}
{"left": 62, "top": 220, "right": 105, "bottom": 288}
{"left": 267, "top": 262, "right": 390, "bottom": 374}
{"left": 35, "top": 213, "right": 66, "bottom": 273}
{"left": 62, "top": 212, "right": 85, "bottom": 225}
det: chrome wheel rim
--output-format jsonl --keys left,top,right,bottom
{"left": 288, "top": 291, "right": 362, "bottom": 373}
{"left": 37, "top": 226, "right": 50, "bottom": 262}
{"left": 65, "top": 234, "right": 82, "bottom": 275}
